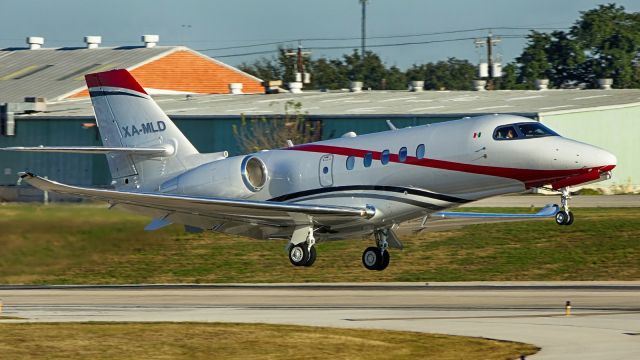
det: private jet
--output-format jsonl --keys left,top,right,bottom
{"left": 3, "top": 69, "right": 617, "bottom": 271}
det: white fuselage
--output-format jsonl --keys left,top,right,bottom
{"left": 166, "top": 114, "right": 616, "bottom": 239}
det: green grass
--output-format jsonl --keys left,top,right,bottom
{"left": 0, "top": 203, "right": 639, "bottom": 284}
{"left": 0, "top": 322, "right": 538, "bottom": 360}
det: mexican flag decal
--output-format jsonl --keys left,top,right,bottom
{"left": 473, "top": 132, "right": 482, "bottom": 139}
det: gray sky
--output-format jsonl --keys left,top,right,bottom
{"left": 2, "top": 0, "right": 639, "bottom": 69}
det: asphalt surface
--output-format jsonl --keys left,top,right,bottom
{"left": 1, "top": 283, "right": 639, "bottom": 360}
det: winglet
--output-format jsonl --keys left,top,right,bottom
{"left": 18, "top": 172, "right": 34, "bottom": 179}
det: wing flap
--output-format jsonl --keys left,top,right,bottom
{"left": 19, "top": 173, "right": 375, "bottom": 227}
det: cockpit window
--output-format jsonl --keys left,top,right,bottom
{"left": 494, "top": 122, "right": 559, "bottom": 140}
{"left": 517, "top": 123, "right": 558, "bottom": 138}
{"left": 494, "top": 126, "right": 519, "bottom": 140}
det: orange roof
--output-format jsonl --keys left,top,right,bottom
{"left": 69, "top": 49, "right": 262, "bottom": 98}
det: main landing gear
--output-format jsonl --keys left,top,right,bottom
{"left": 362, "top": 229, "right": 392, "bottom": 271}
{"left": 555, "top": 187, "right": 574, "bottom": 226}
{"left": 286, "top": 222, "right": 400, "bottom": 271}
{"left": 288, "top": 224, "right": 316, "bottom": 267}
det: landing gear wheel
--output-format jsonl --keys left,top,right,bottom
{"left": 303, "top": 246, "right": 317, "bottom": 267}
{"left": 565, "top": 211, "right": 574, "bottom": 226}
{"left": 555, "top": 211, "right": 568, "bottom": 225}
{"left": 289, "top": 244, "right": 309, "bottom": 266}
{"left": 555, "top": 211, "right": 574, "bottom": 226}
{"left": 362, "top": 247, "right": 381, "bottom": 270}
{"left": 377, "top": 250, "right": 390, "bottom": 271}
{"left": 555, "top": 187, "right": 574, "bottom": 226}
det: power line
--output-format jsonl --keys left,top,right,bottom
{"left": 208, "top": 34, "right": 530, "bottom": 57}
{"left": 195, "top": 26, "right": 566, "bottom": 52}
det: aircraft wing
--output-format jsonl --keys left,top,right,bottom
{"left": 2, "top": 146, "right": 171, "bottom": 156}
{"left": 19, "top": 173, "right": 375, "bottom": 228}
{"left": 433, "top": 204, "right": 559, "bottom": 219}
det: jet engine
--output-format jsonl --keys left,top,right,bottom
{"left": 159, "top": 155, "right": 268, "bottom": 199}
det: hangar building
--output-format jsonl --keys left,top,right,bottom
{"left": 1, "top": 88, "right": 638, "bottom": 193}
{"left": 0, "top": 35, "right": 263, "bottom": 104}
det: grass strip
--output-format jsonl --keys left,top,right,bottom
{"left": 0, "top": 204, "right": 639, "bottom": 283}
{"left": 0, "top": 322, "right": 538, "bottom": 360}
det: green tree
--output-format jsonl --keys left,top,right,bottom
{"left": 233, "top": 101, "right": 322, "bottom": 153}
{"left": 309, "top": 58, "right": 348, "bottom": 90}
{"left": 495, "top": 63, "right": 527, "bottom": 90}
{"left": 515, "top": 31, "right": 553, "bottom": 88}
{"left": 406, "top": 58, "right": 476, "bottom": 90}
{"left": 545, "top": 30, "right": 586, "bottom": 88}
{"left": 342, "top": 50, "right": 389, "bottom": 89}
{"left": 384, "top": 65, "right": 408, "bottom": 90}
{"left": 570, "top": 3, "right": 640, "bottom": 88}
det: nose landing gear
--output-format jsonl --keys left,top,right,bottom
{"left": 555, "top": 187, "right": 574, "bottom": 226}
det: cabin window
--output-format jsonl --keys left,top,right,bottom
{"left": 494, "top": 125, "right": 519, "bottom": 140}
{"left": 399, "top": 147, "right": 407, "bottom": 162}
{"left": 363, "top": 152, "right": 373, "bottom": 167}
{"left": 346, "top": 156, "right": 355, "bottom": 170}
{"left": 381, "top": 150, "right": 390, "bottom": 165}
{"left": 416, "top": 144, "right": 425, "bottom": 159}
{"left": 517, "top": 123, "right": 559, "bottom": 138}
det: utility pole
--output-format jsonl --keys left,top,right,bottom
{"left": 474, "top": 32, "right": 501, "bottom": 90}
{"left": 285, "top": 42, "right": 312, "bottom": 83}
{"left": 360, "top": 0, "right": 368, "bottom": 57}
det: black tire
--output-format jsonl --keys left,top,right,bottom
{"left": 362, "top": 247, "right": 381, "bottom": 271}
{"left": 555, "top": 211, "right": 569, "bottom": 225}
{"left": 289, "top": 244, "right": 309, "bottom": 266}
{"left": 565, "top": 211, "right": 574, "bottom": 225}
{"left": 303, "top": 246, "right": 317, "bottom": 267}
{"left": 376, "top": 250, "right": 390, "bottom": 271}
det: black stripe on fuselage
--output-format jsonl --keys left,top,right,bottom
{"left": 89, "top": 90, "right": 147, "bottom": 99}
{"left": 269, "top": 185, "right": 469, "bottom": 204}
{"left": 286, "top": 192, "right": 448, "bottom": 211}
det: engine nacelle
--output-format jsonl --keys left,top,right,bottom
{"left": 159, "top": 155, "right": 268, "bottom": 199}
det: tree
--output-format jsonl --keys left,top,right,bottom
{"left": 545, "top": 30, "right": 585, "bottom": 88}
{"left": 570, "top": 3, "right": 640, "bottom": 88}
{"left": 232, "top": 101, "right": 322, "bottom": 153}
{"left": 309, "top": 58, "right": 348, "bottom": 90}
{"left": 515, "top": 31, "right": 553, "bottom": 88}
{"left": 406, "top": 58, "right": 476, "bottom": 90}
{"left": 238, "top": 47, "right": 306, "bottom": 85}
{"left": 384, "top": 65, "right": 408, "bottom": 90}
{"left": 495, "top": 63, "right": 527, "bottom": 90}
{"left": 342, "top": 50, "right": 389, "bottom": 89}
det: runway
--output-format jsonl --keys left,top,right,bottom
{"left": 1, "top": 283, "right": 639, "bottom": 360}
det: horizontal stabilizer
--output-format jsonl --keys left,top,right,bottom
{"left": 1, "top": 146, "right": 173, "bottom": 157}
{"left": 434, "top": 204, "right": 559, "bottom": 219}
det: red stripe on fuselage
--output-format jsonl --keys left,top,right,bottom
{"left": 287, "top": 144, "right": 614, "bottom": 188}
{"left": 85, "top": 69, "right": 148, "bottom": 95}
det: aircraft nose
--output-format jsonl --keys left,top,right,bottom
{"left": 585, "top": 146, "right": 617, "bottom": 171}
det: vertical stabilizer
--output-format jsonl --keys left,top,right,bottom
{"left": 86, "top": 69, "right": 199, "bottom": 190}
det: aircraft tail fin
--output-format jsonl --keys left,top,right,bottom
{"left": 85, "top": 69, "right": 199, "bottom": 190}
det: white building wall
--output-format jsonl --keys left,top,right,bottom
{"left": 540, "top": 105, "right": 640, "bottom": 193}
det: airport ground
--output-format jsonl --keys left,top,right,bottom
{"left": 0, "top": 198, "right": 639, "bottom": 284}
{"left": 0, "top": 196, "right": 638, "bottom": 359}
{"left": 0, "top": 283, "right": 637, "bottom": 360}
